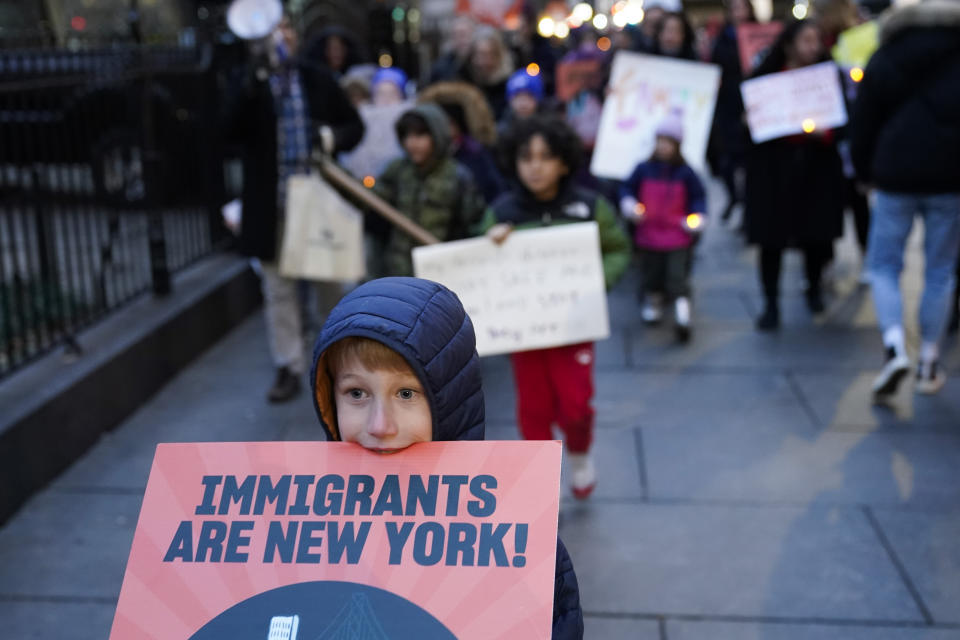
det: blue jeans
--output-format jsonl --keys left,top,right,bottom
{"left": 867, "top": 191, "right": 960, "bottom": 345}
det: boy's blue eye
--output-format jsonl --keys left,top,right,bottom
{"left": 348, "top": 389, "right": 365, "bottom": 400}
{"left": 398, "top": 389, "right": 416, "bottom": 400}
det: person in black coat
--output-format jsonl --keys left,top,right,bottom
{"left": 745, "top": 20, "right": 845, "bottom": 331}
{"left": 310, "top": 277, "right": 584, "bottom": 639}
{"left": 222, "top": 16, "right": 364, "bottom": 402}
{"left": 850, "top": 0, "right": 960, "bottom": 397}
{"left": 707, "top": 0, "right": 756, "bottom": 222}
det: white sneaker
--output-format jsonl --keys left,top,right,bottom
{"left": 641, "top": 301, "right": 662, "bottom": 324}
{"left": 674, "top": 297, "right": 691, "bottom": 342}
{"left": 915, "top": 360, "right": 946, "bottom": 395}
{"left": 872, "top": 347, "right": 911, "bottom": 398}
{"left": 568, "top": 453, "right": 596, "bottom": 500}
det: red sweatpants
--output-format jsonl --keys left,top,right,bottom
{"left": 509, "top": 342, "right": 595, "bottom": 453}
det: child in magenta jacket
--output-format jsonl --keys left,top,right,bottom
{"left": 619, "top": 109, "right": 707, "bottom": 342}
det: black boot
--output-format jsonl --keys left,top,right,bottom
{"left": 756, "top": 302, "right": 780, "bottom": 331}
{"left": 267, "top": 367, "right": 301, "bottom": 403}
{"left": 805, "top": 288, "right": 825, "bottom": 314}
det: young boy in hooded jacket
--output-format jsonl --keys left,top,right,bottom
{"left": 480, "top": 115, "right": 631, "bottom": 499}
{"left": 310, "top": 276, "right": 584, "bottom": 639}
{"left": 373, "top": 103, "right": 485, "bottom": 277}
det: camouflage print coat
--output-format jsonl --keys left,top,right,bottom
{"left": 374, "top": 104, "right": 486, "bottom": 276}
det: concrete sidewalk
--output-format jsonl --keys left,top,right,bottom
{"left": 2, "top": 202, "right": 959, "bottom": 639}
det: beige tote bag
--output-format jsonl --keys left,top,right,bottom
{"left": 279, "top": 173, "right": 365, "bottom": 282}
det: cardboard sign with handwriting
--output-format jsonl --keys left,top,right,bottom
{"left": 740, "top": 62, "right": 848, "bottom": 143}
{"left": 413, "top": 222, "right": 609, "bottom": 356}
{"left": 590, "top": 52, "right": 720, "bottom": 179}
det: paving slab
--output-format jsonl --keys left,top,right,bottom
{"left": 644, "top": 425, "right": 960, "bottom": 507}
{"left": 629, "top": 325, "right": 887, "bottom": 372}
{"left": 0, "top": 601, "right": 118, "bottom": 640}
{"left": 871, "top": 508, "right": 960, "bottom": 625}
{"left": 591, "top": 370, "right": 815, "bottom": 431}
{"left": 792, "top": 372, "right": 960, "bottom": 431}
{"left": 0, "top": 491, "right": 140, "bottom": 600}
{"left": 485, "top": 424, "right": 645, "bottom": 500}
{"left": 666, "top": 620, "right": 960, "bottom": 639}
{"left": 559, "top": 503, "right": 923, "bottom": 622}
{"left": 583, "top": 617, "right": 661, "bottom": 639}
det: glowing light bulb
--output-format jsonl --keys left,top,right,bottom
{"left": 593, "top": 14, "right": 609, "bottom": 30}
{"left": 537, "top": 16, "right": 556, "bottom": 38}
{"left": 849, "top": 67, "right": 864, "bottom": 82}
{"left": 573, "top": 3, "right": 594, "bottom": 22}
{"left": 363, "top": 176, "right": 376, "bottom": 188}
{"left": 555, "top": 22, "right": 570, "bottom": 38}
{"left": 792, "top": 3, "right": 808, "bottom": 19}
{"left": 802, "top": 118, "right": 816, "bottom": 133}
{"left": 527, "top": 63, "right": 541, "bottom": 76}
{"left": 686, "top": 213, "right": 703, "bottom": 230}
{"left": 597, "top": 36, "right": 612, "bottom": 51}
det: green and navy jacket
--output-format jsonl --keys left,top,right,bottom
{"left": 374, "top": 104, "right": 485, "bottom": 276}
{"left": 479, "top": 183, "right": 631, "bottom": 290}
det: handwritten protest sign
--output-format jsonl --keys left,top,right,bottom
{"left": 740, "top": 61, "right": 848, "bottom": 144}
{"left": 455, "top": 0, "right": 523, "bottom": 27}
{"left": 111, "top": 440, "right": 561, "bottom": 640}
{"left": 338, "top": 102, "right": 408, "bottom": 182}
{"left": 413, "top": 222, "right": 609, "bottom": 356}
{"left": 555, "top": 57, "right": 604, "bottom": 102}
{"left": 590, "top": 52, "right": 720, "bottom": 179}
{"left": 737, "top": 22, "right": 783, "bottom": 75}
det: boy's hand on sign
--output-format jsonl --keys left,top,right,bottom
{"left": 486, "top": 223, "right": 514, "bottom": 245}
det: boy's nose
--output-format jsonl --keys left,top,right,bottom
{"left": 367, "top": 401, "right": 398, "bottom": 438}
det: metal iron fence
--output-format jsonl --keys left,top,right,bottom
{"left": 0, "top": 44, "right": 229, "bottom": 378}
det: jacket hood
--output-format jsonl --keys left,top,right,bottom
{"left": 397, "top": 103, "right": 453, "bottom": 169}
{"left": 310, "top": 277, "right": 485, "bottom": 443}
{"left": 880, "top": 0, "right": 960, "bottom": 43}
{"left": 418, "top": 82, "right": 498, "bottom": 147}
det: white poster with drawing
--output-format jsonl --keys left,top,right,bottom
{"left": 590, "top": 52, "right": 720, "bottom": 180}
{"left": 412, "top": 222, "right": 609, "bottom": 356}
{"left": 740, "top": 62, "right": 848, "bottom": 144}
{"left": 337, "top": 102, "right": 409, "bottom": 181}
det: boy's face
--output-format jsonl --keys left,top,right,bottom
{"left": 403, "top": 131, "right": 435, "bottom": 166}
{"left": 516, "top": 133, "right": 568, "bottom": 200}
{"left": 333, "top": 354, "right": 432, "bottom": 453}
{"left": 509, "top": 92, "right": 538, "bottom": 119}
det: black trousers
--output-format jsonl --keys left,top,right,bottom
{"left": 638, "top": 248, "right": 692, "bottom": 300}
{"left": 759, "top": 244, "right": 832, "bottom": 302}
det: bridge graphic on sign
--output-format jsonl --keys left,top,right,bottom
{"left": 267, "top": 593, "right": 391, "bottom": 640}
{"left": 314, "top": 593, "right": 391, "bottom": 640}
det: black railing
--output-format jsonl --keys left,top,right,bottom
{"left": 0, "top": 44, "right": 228, "bottom": 378}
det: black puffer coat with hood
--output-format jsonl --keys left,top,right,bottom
{"left": 310, "top": 277, "right": 584, "bottom": 639}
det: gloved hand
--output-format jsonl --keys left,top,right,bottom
{"left": 318, "top": 125, "right": 336, "bottom": 155}
{"left": 619, "top": 196, "right": 644, "bottom": 221}
{"left": 681, "top": 212, "right": 706, "bottom": 234}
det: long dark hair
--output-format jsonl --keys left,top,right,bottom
{"left": 751, "top": 19, "right": 828, "bottom": 78}
{"left": 653, "top": 12, "right": 697, "bottom": 61}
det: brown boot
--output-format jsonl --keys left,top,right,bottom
{"left": 267, "top": 367, "right": 301, "bottom": 403}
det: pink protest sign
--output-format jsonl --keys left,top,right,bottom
{"left": 110, "top": 441, "right": 562, "bottom": 639}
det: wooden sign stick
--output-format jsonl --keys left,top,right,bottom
{"left": 315, "top": 155, "right": 440, "bottom": 246}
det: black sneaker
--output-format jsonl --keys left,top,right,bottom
{"left": 267, "top": 367, "right": 301, "bottom": 403}
{"left": 915, "top": 360, "right": 946, "bottom": 395}
{"left": 806, "top": 289, "right": 825, "bottom": 314}
{"left": 871, "top": 347, "right": 910, "bottom": 398}
{"left": 756, "top": 304, "right": 780, "bottom": 331}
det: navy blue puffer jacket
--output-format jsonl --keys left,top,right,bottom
{"left": 310, "top": 277, "right": 584, "bottom": 639}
